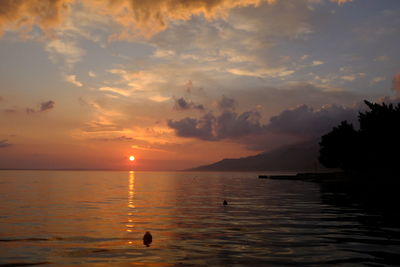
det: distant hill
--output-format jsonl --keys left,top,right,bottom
{"left": 188, "top": 140, "right": 322, "bottom": 172}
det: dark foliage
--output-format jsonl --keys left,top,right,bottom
{"left": 319, "top": 100, "right": 400, "bottom": 172}
{"left": 319, "top": 121, "right": 359, "bottom": 170}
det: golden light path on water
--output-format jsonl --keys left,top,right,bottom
{"left": 126, "top": 171, "right": 135, "bottom": 242}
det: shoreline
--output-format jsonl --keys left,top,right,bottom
{"left": 260, "top": 171, "right": 400, "bottom": 210}
{"left": 259, "top": 171, "right": 400, "bottom": 184}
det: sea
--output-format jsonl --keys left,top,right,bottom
{"left": 0, "top": 170, "right": 399, "bottom": 266}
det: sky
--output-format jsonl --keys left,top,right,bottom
{"left": 0, "top": 0, "right": 399, "bottom": 170}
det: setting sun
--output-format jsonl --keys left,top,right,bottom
{"left": 129, "top": 156, "right": 135, "bottom": 161}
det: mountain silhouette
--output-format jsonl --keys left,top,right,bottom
{"left": 188, "top": 140, "right": 322, "bottom": 172}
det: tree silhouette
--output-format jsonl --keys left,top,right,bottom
{"left": 319, "top": 121, "right": 358, "bottom": 170}
{"left": 319, "top": 100, "right": 400, "bottom": 173}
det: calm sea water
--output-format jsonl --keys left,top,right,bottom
{"left": 0, "top": 171, "right": 399, "bottom": 266}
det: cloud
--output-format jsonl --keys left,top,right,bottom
{"left": 173, "top": 97, "right": 204, "bottom": 111}
{"left": 40, "top": 100, "right": 55, "bottom": 111}
{"left": 216, "top": 110, "right": 264, "bottom": 138}
{"left": 174, "top": 98, "right": 190, "bottom": 110}
{"left": 168, "top": 109, "right": 264, "bottom": 141}
{"left": 393, "top": 72, "right": 400, "bottom": 93}
{"left": 25, "top": 100, "right": 55, "bottom": 114}
{"left": 45, "top": 39, "right": 85, "bottom": 69}
{"left": 0, "top": 0, "right": 352, "bottom": 39}
{"left": 153, "top": 49, "right": 176, "bottom": 58}
{"left": 26, "top": 108, "right": 36, "bottom": 114}
{"left": 82, "top": 116, "right": 125, "bottom": 133}
{"left": 218, "top": 95, "right": 236, "bottom": 111}
{"left": 332, "top": 0, "right": 353, "bottom": 4}
{"left": 149, "top": 95, "right": 170, "bottom": 102}
{"left": 0, "top": 139, "right": 12, "bottom": 148}
{"left": 3, "top": 108, "right": 17, "bottom": 113}
{"left": 83, "top": 122, "right": 123, "bottom": 133}
{"left": 167, "top": 113, "right": 216, "bottom": 141}
{"left": 107, "top": 68, "right": 163, "bottom": 92}
{"left": 168, "top": 104, "right": 358, "bottom": 143}
{"left": 0, "top": 0, "right": 73, "bottom": 37}
{"left": 312, "top": 60, "right": 324, "bottom": 66}
{"left": 227, "top": 67, "right": 294, "bottom": 78}
{"left": 65, "top": 74, "right": 83, "bottom": 87}
{"left": 89, "top": 0, "right": 271, "bottom": 39}
{"left": 266, "top": 104, "right": 358, "bottom": 138}
{"left": 371, "top": 76, "right": 385, "bottom": 85}
{"left": 340, "top": 75, "right": 356, "bottom": 81}
{"left": 90, "top": 135, "right": 134, "bottom": 142}
{"left": 99, "top": 87, "right": 131, "bottom": 97}
{"left": 374, "top": 56, "right": 389, "bottom": 62}
{"left": 168, "top": 93, "right": 365, "bottom": 151}
{"left": 0, "top": 0, "right": 271, "bottom": 38}
{"left": 136, "top": 0, "right": 357, "bottom": 96}
{"left": 143, "top": 0, "right": 357, "bottom": 86}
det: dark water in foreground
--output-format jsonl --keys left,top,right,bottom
{"left": 0, "top": 171, "right": 399, "bottom": 266}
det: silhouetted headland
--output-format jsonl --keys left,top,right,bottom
{"left": 319, "top": 100, "right": 400, "bottom": 174}
{"left": 187, "top": 140, "right": 322, "bottom": 172}
{"left": 260, "top": 100, "right": 400, "bottom": 208}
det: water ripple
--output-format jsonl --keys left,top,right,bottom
{"left": 0, "top": 171, "right": 399, "bottom": 266}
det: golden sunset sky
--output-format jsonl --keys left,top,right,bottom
{"left": 0, "top": 0, "right": 399, "bottom": 170}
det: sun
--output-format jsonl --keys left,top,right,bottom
{"left": 129, "top": 155, "right": 135, "bottom": 161}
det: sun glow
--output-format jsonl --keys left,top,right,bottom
{"left": 129, "top": 155, "right": 135, "bottom": 161}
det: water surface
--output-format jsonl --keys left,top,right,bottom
{"left": 0, "top": 171, "right": 399, "bottom": 266}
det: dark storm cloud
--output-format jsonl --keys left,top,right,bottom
{"left": 173, "top": 97, "right": 204, "bottom": 111}
{"left": 0, "top": 139, "right": 12, "bottom": 148}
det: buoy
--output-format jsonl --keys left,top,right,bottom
{"left": 143, "top": 231, "right": 152, "bottom": 247}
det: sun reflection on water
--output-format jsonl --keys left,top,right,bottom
{"left": 126, "top": 171, "right": 135, "bottom": 234}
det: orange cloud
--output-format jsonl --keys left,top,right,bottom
{"left": 0, "top": 0, "right": 73, "bottom": 37}
{"left": 0, "top": 0, "right": 270, "bottom": 38}
{"left": 87, "top": 0, "right": 270, "bottom": 39}
{"left": 331, "top": 0, "right": 353, "bottom": 4}
{"left": 0, "top": 0, "right": 354, "bottom": 39}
